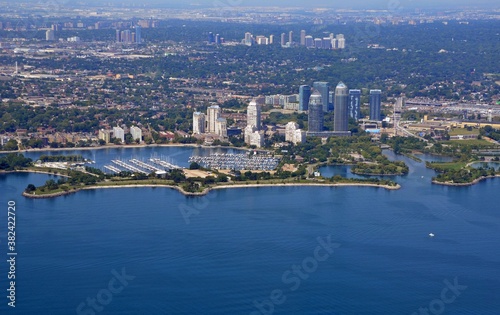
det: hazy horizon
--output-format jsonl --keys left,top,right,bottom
{"left": 10, "top": 0, "right": 500, "bottom": 10}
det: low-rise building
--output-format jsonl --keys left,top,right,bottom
{"left": 285, "top": 122, "right": 306, "bottom": 144}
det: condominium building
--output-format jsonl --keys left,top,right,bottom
{"left": 130, "top": 126, "right": 142, "bottom": 142}
{"left": 192, "top": 112, "right": 206, "bottom": 134}
{"left": 112, "top": 126, "right": 125, "bottom": 143}
{"left": 207, "top": 105, "right": 221, "bottom": 133}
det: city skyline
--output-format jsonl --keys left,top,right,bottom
{"left": 12, "top": 0, "right": 498, "bottom": 9}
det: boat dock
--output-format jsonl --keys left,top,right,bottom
{"left": 129, "top": 159, "right": 163, "bottom": 172}
{"left": 189, "top": 153, "right": 279, "bottom": 171}
{"left": 102, "top": 157, "right": 182, "bottom": 174}
{"left": 150, "top": 158, "right": 181, "bottom": 170}
{"left": 103, "top": 165, "right": 121, "bottom": 173}
{"left": 111, "top": 160, "right": 149, "bottom": 175}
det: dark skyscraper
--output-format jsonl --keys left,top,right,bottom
{"left": 313, "top": 81, "right": 330, "bottom": 113}
{"left": 370, "top": 89, "right": 382, "bottom": 121}
{"left": 135, "top": 25, "right": 141, "bottom": 43}
{"left": 308, "top": 90, "right": 324, "bottom": 132}
{"left": 328, "top": 91, "right": 335, "bottom": 111}
{"left": 334, "top": 82, "right": 349, "bottom": 132}
{"left": 299, "top": 85, "right": 311, "bottom": 111}
{"left": 208, "top": 32, "right": 215, "bottom": 43}
{"left": 348, "top": 89, "right": 361, "bottom": 120}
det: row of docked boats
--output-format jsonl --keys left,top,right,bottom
{"left": 102, "top": 158, "right": 182, "bottom": 175}
{"left": 189, "top": 153, "right": 279, "bottom": 171}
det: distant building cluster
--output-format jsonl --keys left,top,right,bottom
{"left": 44, "top": 24, "right": 82, "bottom": 42}
{"left": 265, "top": 94, "right": 300, "bottom": 110}
{"left": 298, "top": 30, "right": 346, "bottom": 49}
{"left": 264, "top": 82, "right": 372, "bottom": 124}
{"left": 307, "top": 82, "right": 351, "bottom": 137}
{"left": 242, "top": 32, "right": 274, "bottom": 46}
{"left": 98, "top": 126, "right": 142, "bottom": 144}
{"left": 2, "top": 19, "right": 159, "bottom": 32}
{"left": 241, "top": 30, "right": 345, "bottom": 49}
{"left": 208, "top": 32, "right": 224, "bottom": 45}
{"left": 189, "top": 86, "right": 383, "bottom": 146}
{"left": 116, "top": 26, "right": 142, "bottom": 44}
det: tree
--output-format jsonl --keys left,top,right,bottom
{"left": 216, "top": 173, "right": 228, "bottom": 182}
{"left": 380, "top": 134, "right": 389, "bottom": 143}
{"left": 189, "top": 162, "right": 201, "bottom": 170}
{"left": 45, "top": 179, "right": 59, "bottom": 191}
{"left": 25, "top": 184, "right": 36, "bottom": 193}
{"left": 125, "top": 134, "right": 134, "bottom": 144}
{"left": 2, "top": 139, "right": 18, "bottom": 151}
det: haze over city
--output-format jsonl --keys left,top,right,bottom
{"left": 0, "top": 0, "right": 500, "bottom": 314}
{"left": 9, "top": 0, "right": 500, "bottom": 9}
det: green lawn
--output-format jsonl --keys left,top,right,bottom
{"left": 448, "top": 128, "right": 479, "bottom": 136}
{"left": 427, "top": 161, "right": 467, "bottom": 171}
{"left": 442, "top": 139, "right": 495, "bottom": 148}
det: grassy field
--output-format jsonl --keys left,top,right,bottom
{"left": 427, "top": 161, "right": 467, "bottom": 171}
{"left": 448, "top": 128, "right": 480, "bottom": 136}
{"left": 442, "top": 139, "right": 496, "bottom": 148}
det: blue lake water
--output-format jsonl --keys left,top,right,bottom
{"left": 1, "top": 148, "right": 500, "bottom": 314}
{"left": 470, "top": 161, "right": 500, "bottom": 171}
{"left": 19, "top": 146, "right": 248, "bottom": 170}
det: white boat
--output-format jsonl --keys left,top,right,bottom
{"left": 429, "top": 233, "right": 435, "bottom": 237}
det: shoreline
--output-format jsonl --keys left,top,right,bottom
{"left": 432, "top": 174, "right": 500, "bottom": 187}
{"left": 0, "top": 169, "right": 71, "bottom": 177}
{"left": 0, "top": 143, "right": 250, "bottom": 154}
{"left": 22, "top": 181, "right": 401, "bottom": 199}
{"left": 351, "top": 171, "right": 407, "bottom": 176}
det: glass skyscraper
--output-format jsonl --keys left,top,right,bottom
{"left": 299, "top": 85, "right": 311, "bottom": 111}
{"left": 348, "top": 89, "right": 361, "bottom": 120}
{"left": 308, "top": 90, "right": 324, "bottom": 133}
{"left": 370, "top": 90, "right": 382, "bottom": 121}
{"left": 334, "top": 82, "right": 349, "bottom": 132}
{"left": 135, "top": 26, "right": 141, "bottom": 44}
{"left": 313, "top": 82, "right": 330, "bottom": 113}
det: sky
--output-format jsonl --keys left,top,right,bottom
{"left": 12, "top": 0, "right": 500, "bottom": 9}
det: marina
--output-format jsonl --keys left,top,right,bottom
{"left": 189, "top": 153, "right": 280, "bottom": 171}
{"left": 111, "top": 159, "right": 149, "bottom": 174}
{"left": 102, "top": 157, "right": 183, "bottom": 174}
